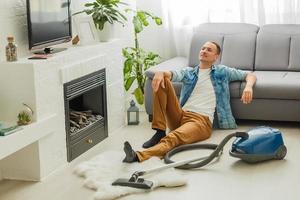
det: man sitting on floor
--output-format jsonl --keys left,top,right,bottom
{"left": 123, "top": 41, "right": 257, "bottom": 163}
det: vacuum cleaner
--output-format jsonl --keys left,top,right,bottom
{"left": 112, "top": 126, "right": 287, "bottom": 189}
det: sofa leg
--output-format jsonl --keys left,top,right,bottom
{"left": 148, "top": 115, "right": 153, "bottom": 122}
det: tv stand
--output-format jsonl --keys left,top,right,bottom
{"left": 33, "top": 47, "right": 67, "bottom": 55}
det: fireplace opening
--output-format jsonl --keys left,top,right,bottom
{"left": 64, "top": 69, "right": 107, "bottom": 162}
{"left": 68, "top": 87, "right": 104, "bottom": 136}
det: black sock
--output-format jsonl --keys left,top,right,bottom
{"left": 142, "top": 129, "right": 166, "bottom": 148}
{"left": 155, "top": 129, "right": 166, "bottom": 137}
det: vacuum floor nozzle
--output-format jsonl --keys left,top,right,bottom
{"left": 112, "top": 178, "right": 153, "bottom": 189}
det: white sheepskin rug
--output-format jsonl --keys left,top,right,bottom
{"left": 73, "top": 151, "right": 187, "bottom": 200}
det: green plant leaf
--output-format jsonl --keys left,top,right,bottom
{"left": 124, "top": 8, "right": 132, "bottom": 12}
{"left": 100, "top": 24, "right": 105, "bottom": 30}
{"left": 137, "top": 11, "right": 150, "bottom": 26}
{"left": 85, "top": 9, "right": 94, "bottom": 15}
{"left": 139, "top": 11, "right": 153, "bottom": 17}
{"left": 154, "top": 17, "right": 162, "bottom": 25}
{"left": 124, "top": 77, "right": 135, "bottom": 91}
{"left": 111, "top": 8, "right": 127, "bottom": 20}
{"left": 84, "top": 3, "right": 95, "bottom": 7}
{"left": 129, "top": 47, "right": 138, "bottom": 52}
{"left": 123, "top": 59, "right": 133, "bottom": 74}
{"left": 92, "top": 12, "right": 99, "bottom": 19}
{"left": 133, "top": 87, "right": 144, "bottom": 104}
{"left": 80, "top": 0, "right": 128, "bottom": 31}
{"left": 147, "top": 52, "right": 159, "bottom": 60}
{"left": 133, "top": 16, "right": 143, "bottom": 33}
{"left": 122, "top": 48, "right": 131, "bottom": 58}
{"left": 96, "top": 0, "right": 106, "bottom": 5}
{"left": 142, "top": 19, "right": 149, "bottom": 26}
{"left": 124, "top": 72, "right": 131, "bottom": 80}
{"left": 137, "top": 11, "right": 146, "bottom": 21}
{"left": 105, "top": 14, "right": 114, "bottom": 23}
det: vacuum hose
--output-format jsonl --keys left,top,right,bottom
{"left": 164, "top": 132, "right": 248, "bottom": 169}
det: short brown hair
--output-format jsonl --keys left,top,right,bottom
{"left": 210, "top": 41, "right": 221, "bottom": 55}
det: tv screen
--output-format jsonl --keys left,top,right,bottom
{"left": 27, "top": 0, "right": 72, "bottom": 50}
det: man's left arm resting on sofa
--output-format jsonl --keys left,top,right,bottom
{"left": 241, "top": 72, "right": 257, "bottom": 104}
{"left": 225, "top": 66, "right": 257, "bottom": 105}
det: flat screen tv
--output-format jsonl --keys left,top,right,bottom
{"left": 26, "top": 0, "right": 72, "bottom": 54}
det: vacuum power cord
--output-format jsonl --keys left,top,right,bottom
{"left": 164, "top": 132, "right": 248, "bottom": 169}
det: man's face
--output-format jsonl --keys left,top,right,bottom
{"left": 199, "top": 42, "right": 219, "bottom": 64}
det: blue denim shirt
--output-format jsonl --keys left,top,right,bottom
{"left": 171, "top": 64, "right": 248, "bottom": 129}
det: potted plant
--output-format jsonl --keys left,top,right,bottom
{"left": 17, "top": 103, "right": 34, "bottom": 125}
{"left": 123, "top": 9, "right": 162, "bottom": 105}
{"left": 73, "top": 0, "right": 127, "bottom": 41}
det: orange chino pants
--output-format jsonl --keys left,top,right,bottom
{"left": 136, "top": 78, "right": 212, "bottom": 162}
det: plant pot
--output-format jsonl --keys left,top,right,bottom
{"left": 97, "top": 23, "right": 115, "bottom": 42}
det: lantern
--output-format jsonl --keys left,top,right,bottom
{"left": 127, "top": 100, "right": 139, "bottom": 125}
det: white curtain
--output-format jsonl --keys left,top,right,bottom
{"left": 158, "top": 0, "right": 300, "bottom": 58}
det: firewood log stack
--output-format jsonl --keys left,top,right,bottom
{"left": 69, "top": 109, "right": 102, "bottom": 134}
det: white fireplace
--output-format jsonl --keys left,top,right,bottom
{"left": 0, "top": 40, "right": 126, "bottom": 181}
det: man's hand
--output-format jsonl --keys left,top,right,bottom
{"left": 152, "top": 72, "right": 165, "bottom": 92}
{"left": 241, "top": 86, "right": 253, "bottom": 104}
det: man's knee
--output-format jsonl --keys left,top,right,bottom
{"left": 152, "top": 77, "right": 172, "bottom": 95}
{"left": 202, "top": 130, "right": 212, "bottom": 140}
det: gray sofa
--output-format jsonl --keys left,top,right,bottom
{"left": 144, "top": 23, "right": 300, "bottom": 125}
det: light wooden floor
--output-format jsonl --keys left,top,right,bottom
{"left": 0, "top": 112, "right": 300, "bottom": 200}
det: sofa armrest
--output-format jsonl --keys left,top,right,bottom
{"left": 145, "top": 57, "right": 188, "bottom": 79}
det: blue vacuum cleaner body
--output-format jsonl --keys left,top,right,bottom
{"left": 230, "top": 126, "right": 287, "bottom": 163}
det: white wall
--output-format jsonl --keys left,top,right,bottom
{"left": 0, "top": 0, "right": 29, "bottom": 61}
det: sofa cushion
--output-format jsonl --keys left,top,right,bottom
{"left": 229, "top": 81, "right": 241, "bottom": 98}
{"left": 221, "top": 34, "right": 256, "bottom": 70}
{"left": 189, "top": 23, "right": 259, "bottom": 70}
{"left": 240, "top": 71, "right": 300, "bottom": 100}
{"left": 255, "top": 24, "right": 300, "bottom": 71}
{"left": 255, "top": 33, "right": 290, "bottom": 70}
{"left": 289, "top": 36, "right": 300, "bottom": 71}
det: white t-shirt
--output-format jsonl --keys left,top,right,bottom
{"left": 182, "top": 68, "right": 216, "bottom": 123}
